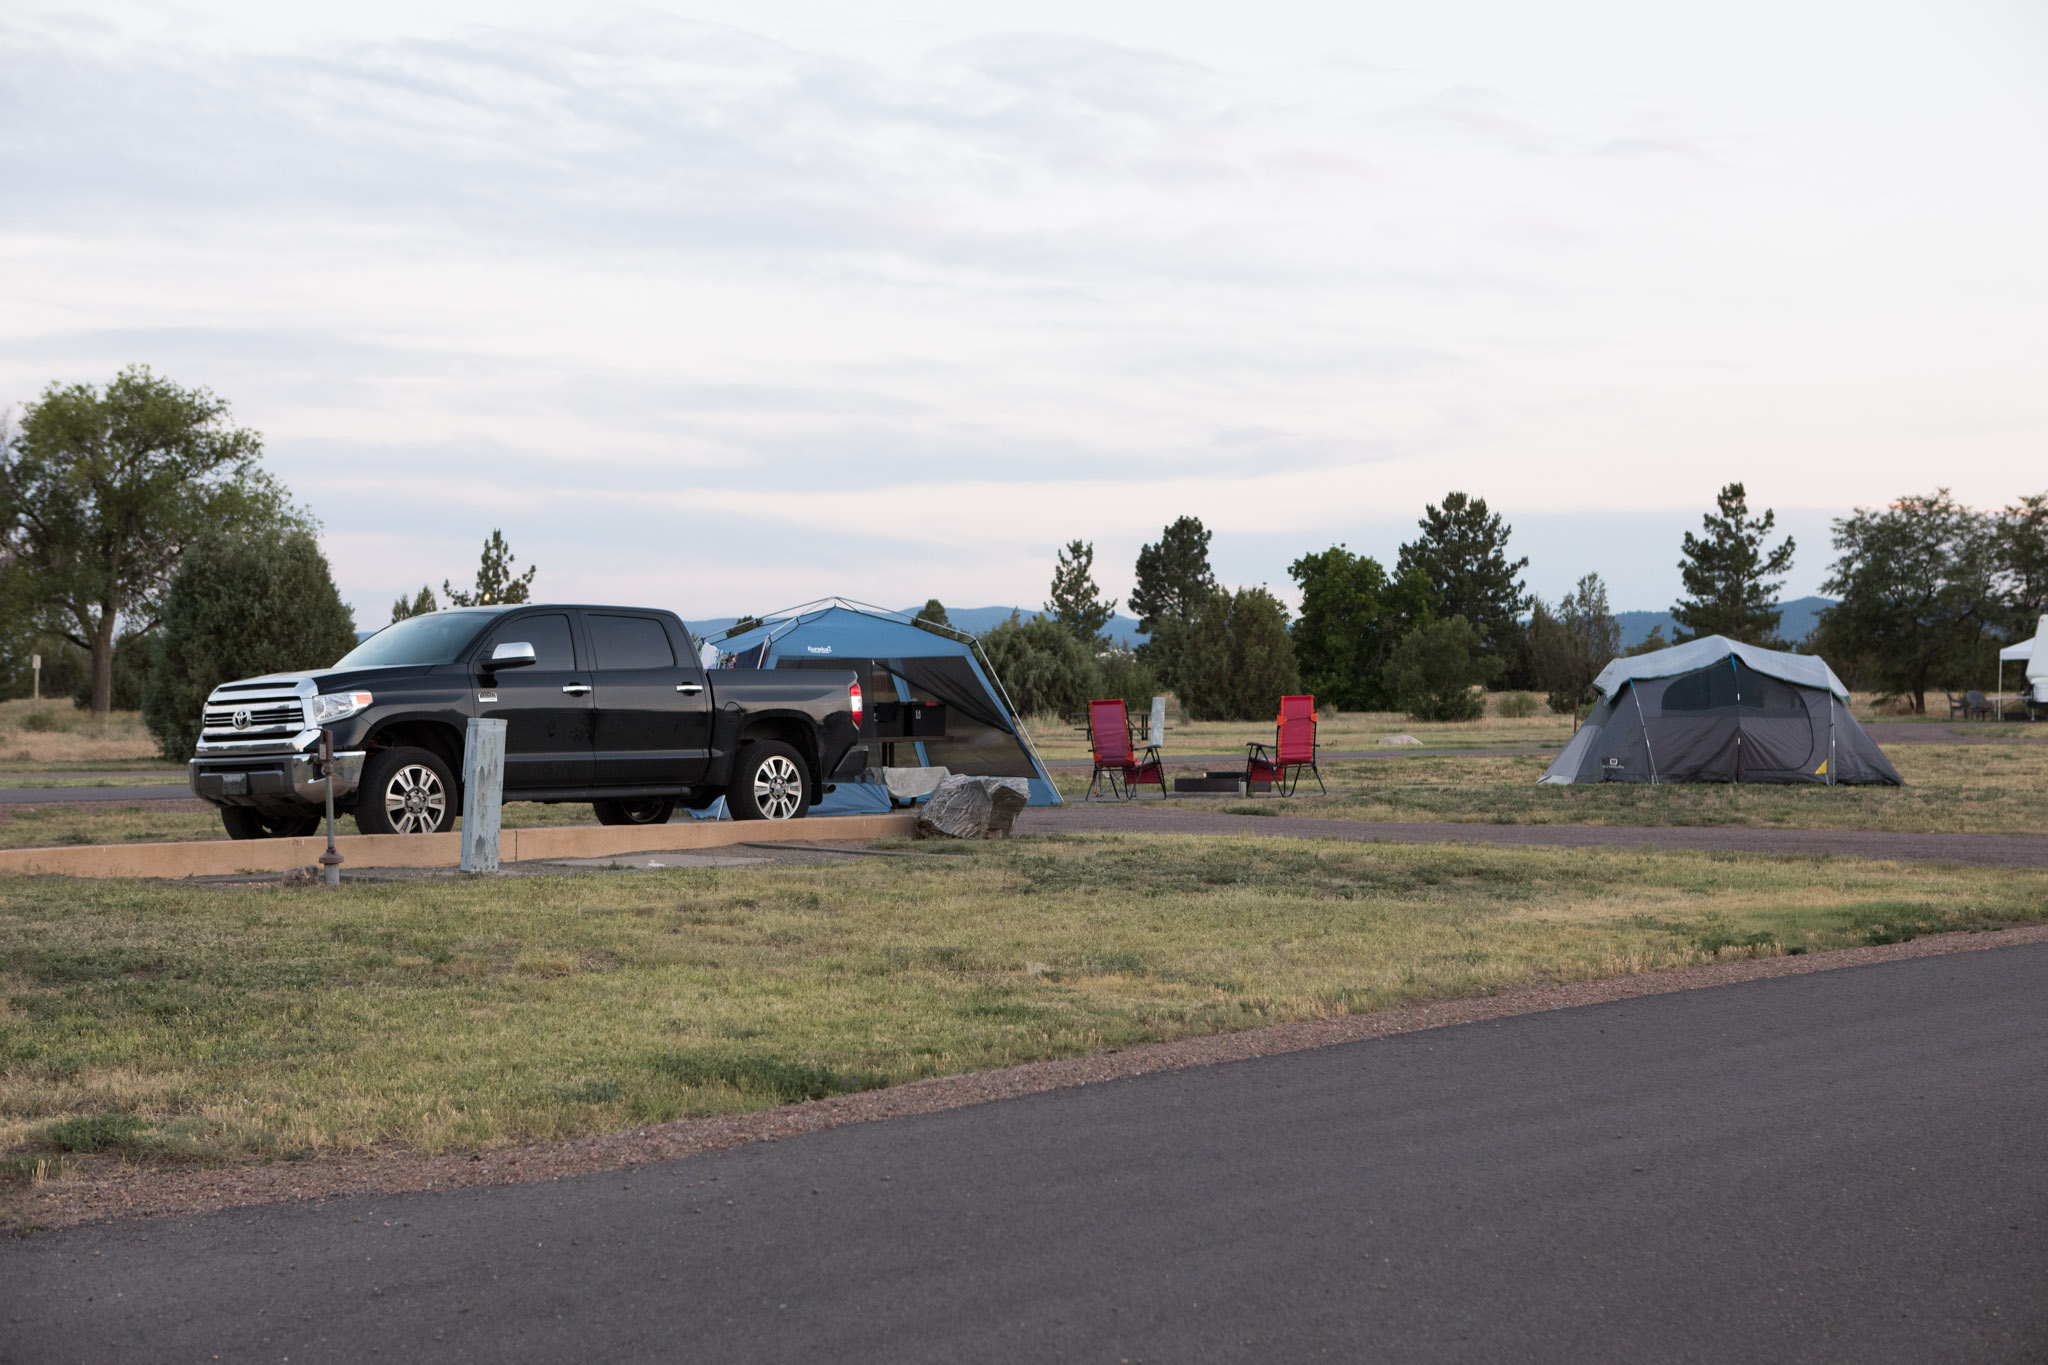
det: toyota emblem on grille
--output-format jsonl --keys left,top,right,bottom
{"left": 232, "top": 708, "right": 252, "bottom": 729}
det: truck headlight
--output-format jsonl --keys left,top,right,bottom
{"left": 312, "top": 691, "right": 374, "bottom": 724}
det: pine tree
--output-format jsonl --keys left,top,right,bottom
{"left": 390, "top": 585, "right": 438, "bottom": 623}
{"left": 1045, "top": 540, "right": 1116, "bottom": 642}
{"left": 1394, "top": 493, "right": 1529, "bottom": 675}
{"left": 1129, "top": 517, "right": 1216, "bottom": 634}
{"left": 1671, "top": 483, "right": 1795, "bottom": 644}
{"left": 443, "top": 530, "right": 537, "bottom": 608}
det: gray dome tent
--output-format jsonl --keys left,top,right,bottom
{"left": 1539, "top": 636, "right": 1900, "bottom": 786}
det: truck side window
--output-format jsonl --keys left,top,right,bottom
{"left": 489, "top": 614, "right": 576, "bottom": 672}
{"left": 588, "top": 614, "right": 676, "bottom": 671}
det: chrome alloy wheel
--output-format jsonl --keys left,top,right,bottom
{"left": 382, "top": 763, "right": 448, "bottom": 834}
{"left": 752, "top": 754, "right": 805, "bottom": 820}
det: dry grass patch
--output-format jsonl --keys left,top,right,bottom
{"left": 0, "top": 700, "right": 164, "bottom": 768}
{"left": 2, "top": 833, "right": 2040, "bottom": 1173}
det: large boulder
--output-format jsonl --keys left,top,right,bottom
{"left": 917, "top": 775, "right": 1031, "bottom": 839}
{"left": 882, "top": 766, "right": 952, "bottom": 802}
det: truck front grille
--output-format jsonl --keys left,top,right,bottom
{"left": 200, "top": 686, "right": 311, "bottom": 742}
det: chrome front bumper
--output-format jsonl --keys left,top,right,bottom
{"left": 189, "top": 751, "right": 365, "bottom": 806}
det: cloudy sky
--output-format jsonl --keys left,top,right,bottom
{"left": 4, "top": 0, "right": 2044, "bottom": 627}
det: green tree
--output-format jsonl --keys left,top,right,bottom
{"left": 443, "top": 530, "right": 537, "bottom": 607}
{"left": 1996, "top": 491, "right": 2048, "bottom": 630}
{"left": 142, "top": 529, "right": 360, "bottom": 759}
{"left": 1671, "top": 482, "right": 1796, "bottom": 644}
{"left": 913, "top": 599, "right": 953, "bottom": 636}
{"left": 977, "top": 611, "right": 1100, "bottom": 718}
{"left": 1287, "top": 545, "right": 1437, "bottom": 711}
{"left": 1177, "top": 587, "right": 1301, "bottom": 721}
{"left": 1382, "top": 615, "right": 1504, "bottom": 722}
{"left": 1128, "top": 516, "right": 1216, "bottom": 687}
{"left": 1045, "top": 539, "right": 1117, "bottom": 642}
{"left": 1529, "top": 573, "right": 1621, "bottom": 719}
{"left": 1819, "top": 490, "right": 1997, "bottom": 713}
{"left": 390, "top": 585, "right": 438, "bottom": 623}
{"left": 1395, "top": 492, "right": 1529, "bottom": 679}
{"left": 0, "top": 366, "right": 298, "bottom": 713}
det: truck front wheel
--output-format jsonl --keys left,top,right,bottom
{"left": 354, "top": 747, "right": 457, "bottom": 835}
{"left": 729, "top": 742, "right": 809, "bottom": 821}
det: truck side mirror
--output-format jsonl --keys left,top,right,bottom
{"left": 486, "top": 642, "right": 537, "bottom": 671}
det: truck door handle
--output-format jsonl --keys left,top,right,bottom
{"left": 562, "top": 683, "right": 592, "bottom": 695}
{"left": 677, "top": 682, "right": 704, "bottom": 695}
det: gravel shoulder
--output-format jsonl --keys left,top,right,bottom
{"left": 8, "top": 919, "right": 2044, "bottom": 1234}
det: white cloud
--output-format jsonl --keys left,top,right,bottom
{"left": 2, "top": 0, "right": 2044, "bottom": 623}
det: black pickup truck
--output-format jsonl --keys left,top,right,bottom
{"left": 187, "top": 604, "right": 867, "bottom": 838}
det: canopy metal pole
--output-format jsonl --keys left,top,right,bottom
{"left": 1630, "top": 681, "right": 1658, "bottom": 784}
{"left": 1828, "top": 696, "right": 1836, "bottom": 786}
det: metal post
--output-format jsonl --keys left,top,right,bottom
{"left": 30, "top": 653, "right": 40, "bottom": 702}
{"left": 1149, "top": 696, "right": 1166, "bottom": 748}
{"left": 317, "top": 728, "right": 343, "bottom": 887}
{"left": 461, "top": 717, "right": 508, "bottom": 874}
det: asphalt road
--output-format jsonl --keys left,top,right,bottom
{"left": 5, "top": 942, "right": 2043, "bottom": 1363}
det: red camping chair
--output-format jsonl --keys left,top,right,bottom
{"left": 1245, "top": 695, "right": 1325, "bottom": 796}
{"left": 1087, "top": 698, "right": 1166, "bottom": 800}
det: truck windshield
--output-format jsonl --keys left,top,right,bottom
{"left": 332, "top": 611, "right": 502, "bottom": 668}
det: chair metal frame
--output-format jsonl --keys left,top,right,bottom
{"left": 1086, "top": 698, "right": 1166, "bottom": 800}
{"left": 1244, "top": 694, "right": 1326, "bottom": 796}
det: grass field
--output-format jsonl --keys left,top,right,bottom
{"left": 0, "top": 797, "right": 624, "bottom": 851}
{"left": 1020, "top": 704, "right": 1573, "bottom": 760}
{"left": 3, "top": 832, "right": 2041, "bottom": 1175}
{"left": 3, "top": 736, "right": 2044, "bottom": 851}
{"left": 1057, "top": 743, "right": 2048, "bottom": 835}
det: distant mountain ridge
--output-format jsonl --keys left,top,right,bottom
{"left": 1614, "top": 596, "right": 1835, "bottom": 650}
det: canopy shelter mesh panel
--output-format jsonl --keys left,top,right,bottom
{"left": 1541, "top": 638, "right": 1900, "bottom": 787}
{"left": 712, "top": 600, "right": 1061, "bottom": 813}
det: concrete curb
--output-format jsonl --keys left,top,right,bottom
{"left": 0, "top": 814, "right": 919, "bottom": 880}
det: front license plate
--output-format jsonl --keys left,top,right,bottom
{"left": 220, "top": 772, "right": 248, "bottom": 795}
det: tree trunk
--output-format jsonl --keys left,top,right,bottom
{"left": 90, "top": 608, "right": 116, "bottom": 715}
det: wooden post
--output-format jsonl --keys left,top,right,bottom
{"left": 461, "top": 717, "right": 508, "bottom": 874}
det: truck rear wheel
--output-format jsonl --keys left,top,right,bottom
{"left": 594, "top": 798, "right": 675, "bottom": 826}
{"left": 728, "top": 742, "right": 809, "bottom": 821}
{"left": 220, "top": 807, "right": 323, "bottom": 840}
{"left": 354, "top": 747, "right": 457, "bottom": 835}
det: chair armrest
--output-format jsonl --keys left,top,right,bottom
{"left": 1245, "top": 741, "right": 1275, "bottom": 761}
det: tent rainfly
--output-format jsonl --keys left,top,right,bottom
{"left": 1539, "top": 635, "right": 1901, "bottom": 786}
{"left": 708, "top": 599, "right": 1062, "bottom": 815}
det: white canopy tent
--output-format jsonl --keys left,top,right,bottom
{"left": 1999, "top": 615, "right": 2047, "bottom": 710}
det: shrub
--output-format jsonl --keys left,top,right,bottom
{"left": 1095, "top": 650, "right": 1163, "bottom": 714}
{"left": 1496, "top": 690, "right": 1540, "bottom": 719}
{"left": 1383, "top": 615, "right": 1504, "bottom": 721}
{"left": 1178, "top": 587, "right": 1302, "bottom": 721}
{"left": 142, "top": 530, "right": 360, "bottom": 759}
{"left": 976, "top": 612, "right": 1100, "bottom": 718}
{"left": 17, "top": 708, "right": 72, "bottom": 733}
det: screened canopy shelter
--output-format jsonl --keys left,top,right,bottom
{"left": 708, "top": 600, "right": 1062, "bottom": 815}
{"left": 1539, "top": 636, "right": 1900, "bottom": 786}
